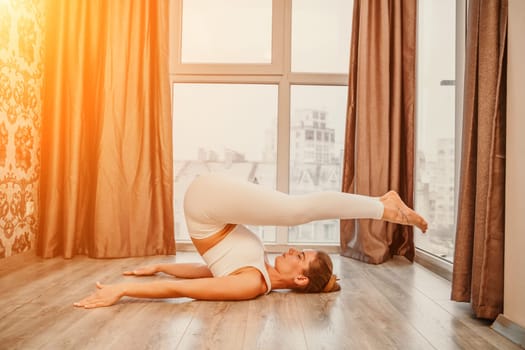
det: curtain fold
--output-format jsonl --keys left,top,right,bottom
{"left": 38, "top": 0, "right": 175, "bottom": 258}
{"left": 451, "top": 0, "right": 507, "bottom": 320}
{"left": 340, "top": 0, "right": 417, "bottom": 264}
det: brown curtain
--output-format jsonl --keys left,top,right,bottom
{"left": 451, "top": 0, "right": 507, "bottom": 320}
{"left": 38, "top": 1, "right": 175, "bottom": 258}
{"left": 340, "top": 0, "right": 416, "bottom": 264}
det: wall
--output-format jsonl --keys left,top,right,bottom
{"left": 0, "top": 0, "right": 44, "bottom": 258}
{"left": 505, "top": 0, "right": 525, "bottom": 329}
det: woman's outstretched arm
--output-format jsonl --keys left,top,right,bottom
{"left": 73, "top": 269, "right": 265, "bottom": 309}
{"left": 123, "top": 263, "right": 213, "bottom": 279}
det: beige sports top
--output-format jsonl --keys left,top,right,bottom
{"left": 201, "top": 224, "right": 271, "bottom": 294}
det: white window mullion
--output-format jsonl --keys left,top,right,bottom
{"left": 274, "top": 0, "right": 292, "bottom": 246}
{"left": 276, "top": 79, "right": 290, "bottom": 245}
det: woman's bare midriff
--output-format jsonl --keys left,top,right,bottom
{"left": 190, "top": 223, "right": 237, "bottom": 256}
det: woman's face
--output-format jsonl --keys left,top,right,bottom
{"left": 274, "top": 247, "right": 317, "bottom": 277}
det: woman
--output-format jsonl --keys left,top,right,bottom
{"left": 74, "top": 173, "right": 427, "bottom": 309}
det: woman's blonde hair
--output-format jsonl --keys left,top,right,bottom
{"left": 301, "top": 250, "right": 341, "bottom": 293}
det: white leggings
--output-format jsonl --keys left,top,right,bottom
{"left": 183, "top": 173, "right": 384, "bottom": 239}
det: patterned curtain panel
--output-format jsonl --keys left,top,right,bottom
{"left": 340, "top": 0, "right": 417, "bottom": 264}
{"left": 0, "top": 1, "right": 44, "bottom": 258}
{"left": 38, "top": 1, "right": 175, "bottom": 258}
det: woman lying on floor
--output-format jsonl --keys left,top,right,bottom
{"left": 74, "top": 173, "right": 427, "bottom": 309}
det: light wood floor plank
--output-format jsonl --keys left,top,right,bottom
{"left": 330, "top": 257, "right": 435, "bottom": 350}
{"left": 243, "top": 292, "right": 309, "bottom": 350}
{"left": 408, "top": 262, "right": 521, "bottom": 350}
{"left": 366, "top": 257, "right": 514, "bottom": 350}
{"left": 0, "top": 252, "right": 521, "bottom": 350}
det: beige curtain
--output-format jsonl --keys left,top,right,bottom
{"left": 38, "top": 1, "right": 175, "bottom": 258}
{"left": 451, "top": 0, "right": 507, "bottom": 320}
{"left": 340, "top": 0, "right": 416, "bottom": 264}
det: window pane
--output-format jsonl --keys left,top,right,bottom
{"left": 172, "top": 84, "right": 278, "bottom": 241}
{"left": 291, "top": 0, "right": 354, "bottom": 73}
{"left": 181, "top": 0, "right": 272, "bottom": 63}
{"left": 288, "top": 85, "right": 348, "bottom": 243}
{"left": 415, "top": 0, "right": 456, "bottom": 262}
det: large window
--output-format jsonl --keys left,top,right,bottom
{"left": 415, "top": 0, "right": 465, "bottom": 262}
{"left": 170, "top": 0, "right": 353, "bottom": 247}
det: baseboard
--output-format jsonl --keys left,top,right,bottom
{"left": 492, "top": 314, "right": 525, "bottom": 348}
{"left": 0, "top": 250, "right": 39, "bottom": 277}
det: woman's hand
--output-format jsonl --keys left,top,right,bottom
{"left": 122, "top": 265, "right": 158, "bottom": 276}
{"left": 73, "top": 282, "right": 124, "bottom": 309}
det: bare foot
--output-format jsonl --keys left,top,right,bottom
{"left": 380, "top": 191, "right": 428, "bottom": 233}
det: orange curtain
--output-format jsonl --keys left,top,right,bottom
{"left": 340, "top": 0, "right": 416, "bottom": 264}
{"left": 451, "top": 0, "right": 507, "bottom": 320}
{"left": 38, "top": 1, "right": 175, "bottom": 258}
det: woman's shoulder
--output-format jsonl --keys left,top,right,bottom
{"left": 230, "top": 266, "right": 269, "bottom": 295}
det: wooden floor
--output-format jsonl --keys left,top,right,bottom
{"left": 0, "top": 252, "right": 520, "bottom": 350}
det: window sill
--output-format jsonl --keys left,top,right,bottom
{"left": 414, "top": 248, "right": 453, "bottom": 281}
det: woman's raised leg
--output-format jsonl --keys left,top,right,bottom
{"left": 184, "top": 173, "right": 427, "bottom": 232}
